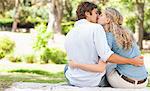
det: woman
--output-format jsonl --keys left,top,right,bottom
{"left": 69, "top": 7, "right": 148, "bottom": 88}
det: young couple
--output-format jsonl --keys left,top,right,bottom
{"left": 64, "top": 2, "right": 148, "bottom": 88}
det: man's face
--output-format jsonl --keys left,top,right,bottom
{"left": 86, "top": 8, "right": 98, "bottom": 23}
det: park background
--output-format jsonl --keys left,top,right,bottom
{"left": 0, "top": 0, "right": 150, "bottom": 90}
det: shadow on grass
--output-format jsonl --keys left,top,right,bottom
{"left": 9, "top": 69, "right": 64, "bottom": 78}
{"left": 0, "top": 69, "right": 66, "bottom": 90}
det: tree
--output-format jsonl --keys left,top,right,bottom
{"left": 47, "top": 0, "right": 64, "bottom": 34}
{"left": 12, "top": 0, "right": 20, "bottom": 32}
{"left": 104, "top": 0, "right": 147, "bottom": 49}
{"left": 120, "top": 0, "right": 146, "bottom": 49}
{"left": 0, "top": 0, "right": 15, "bottom": 16}
{"left": 135, "top": 0, "right": 145, "bottom": 49}
{"left": 64, "top": 0, "right": 73, "bottom": 21}
{"left": 47, "top": 0, "right": 55, "bottom": 33}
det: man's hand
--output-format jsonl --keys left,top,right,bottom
{"left": 68, "top": 60, "right": 78, "bottom": 68}
{"left": 130, "top": 56, "right": 144, "bottom": 66}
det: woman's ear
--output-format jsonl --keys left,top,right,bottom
{"left": 106, "top": 18, "right": 110, "bottom": 24}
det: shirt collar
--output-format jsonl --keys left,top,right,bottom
{"left": 74, "top": 19, "right": 91, "bottom": 27}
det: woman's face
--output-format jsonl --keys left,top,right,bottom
{"left": 98, "top": 11, "right": 109, "bottom": 25}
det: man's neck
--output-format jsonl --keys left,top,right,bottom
{"left": 85, "top": 18, "right": 91, "bottom": 23}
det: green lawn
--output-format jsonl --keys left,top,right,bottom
{"left": 0, "top": 52, "right": 149, "bottom": 90}
{"left": 0, "top": 61, "right": 66, "bottom": 90}
{"left": 0, "top": 69, "right": 66, "bottom": 90}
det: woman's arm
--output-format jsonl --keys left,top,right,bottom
{"left": 107, "top": 54, "right": 144, "bottom": 66}
{"left": 68, "top": 60, "right": 106, "bottom": 73}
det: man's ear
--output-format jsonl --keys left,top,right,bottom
{"left": 85, "top": 12, "right": 90, "bottom": 17}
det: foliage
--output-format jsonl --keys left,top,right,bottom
{"left": 22, "top": 54, "right": 36, "bottom": 63}
{"left": 23, "top": 6, "right": 49, "bottom": 23}
{"left": 6, "top": 54, "right": 22, "bottom": 63}
{"left": 99, "top": 0, "right": 150, "bottom": 40}
{"left": 36, "top": 47, "right": 67, "bottom": 64}
{"left": 0, "top": 36, "right": 15, "bottom": 59}
{"left": 5, "top": 6, "right": 48, "bottom": 23}
{"left": 33, "top": 23, "right": 67, "bottom": 64}
{"left": 124, "top": 16, "right": 137, "bottom": 33}
{"left": 49, "top": 48, "right": 67, "bottom": 64}
{"left": 0, "top": 50, "right": 5, "bottom": 59}
{"left": 0, "top": 18, "right": 13, "bottom": 26}
{"left": 33, "top": 23, "right": 53, "bottom": 50}
{"left": 144, "top": 8, "right": 150, "bottom": 33}
{"left": 61, "top": 21, "right": 75, "bottom": 35}
{"left": 38, "top": 48, "right": 51, "bottom": 64}
{"left": 0, "top": 0, "right": 15, "bottom": 15}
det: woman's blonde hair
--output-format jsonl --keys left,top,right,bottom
{"left": 103, "top": 7, "right": 134, "bottom": 50}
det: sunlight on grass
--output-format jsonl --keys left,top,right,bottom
{"left": 0, "top": 69, "right": 66, "bottom": 90}
{"left": 9, "top": 69, "right": 64, "bottom": 77}
{"left": 7, "top": 69, "right": 65, "bottom": 82}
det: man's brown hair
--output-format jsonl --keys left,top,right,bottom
{"left": 76, "top": 2, "right": 97, "bottom": 20}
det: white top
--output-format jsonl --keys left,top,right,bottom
{"left": 64, "top": 19, "right": 114, "bottom": 87}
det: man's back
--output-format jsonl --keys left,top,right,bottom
{"left": 65, "top": 19, "right": 113, "bottom": 87}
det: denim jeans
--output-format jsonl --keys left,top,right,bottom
{"left": 64, "top": 65, "right": 75, "bottom": 86}
{"left": 64, "top": 64, "right": 111, "bottom": 87}
{"left": 98, "top": 74, "right": 111, "bottom": 87}
{"left": 64, "top": 64, "right": 68, "bottom": 74}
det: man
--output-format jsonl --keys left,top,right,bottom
{"left": 64, "top": 2, "right": 143, "bottom": 87}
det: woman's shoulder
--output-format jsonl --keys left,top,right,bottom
{"left": 106, "top": 32, "right": 114, "bottom": 38}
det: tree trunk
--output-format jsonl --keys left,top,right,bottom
{"left": 53, "top": 0, "right": 63, "bottom": 34}
{"left": 46, "top": 0, "right": 55, "bottom": 33}
{"left": 135, "top": 0, "right": 145, "bottom": 49}
{"left": 47, "top": 0, "right": 63, "bottom": 34}
{"left": 12, "top": 0, "right": 20, "bottom": 32}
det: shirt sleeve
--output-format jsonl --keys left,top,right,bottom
{"left": 93, "top": 25, "right": 114, "bottom": 62}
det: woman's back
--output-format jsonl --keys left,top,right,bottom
{"left": 106, "top": 32, "right": 148, "bottom": 80}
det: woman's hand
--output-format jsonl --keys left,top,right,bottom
{"left": 68, "top": 60, "right": 78, "bottom": 68}
{"left": 98, "top": 60, "right": 107, "bottom": 66}
{"left": 131, "top": 56, "right": 144, "bottom": 66}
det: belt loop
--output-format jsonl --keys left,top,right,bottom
{"left": 135, "top": 80, "right": 138, "bottom": 85}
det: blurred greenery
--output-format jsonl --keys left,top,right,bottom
{"left": 4, "top": 6, "right": 48, "bottom": 23}
{"left": 33, "top": 23, "right": 53, "bottom": 50}
{"left": 0, "top": 36, "right": 15, "bottom": 59}
{"left": 35, "top": 47, "right": 67, "bottom": 64}
{"left": 0, "top": 0, "right": 149, "bottom": 38}
{"left": 49, "top": 48, "right": 67, "bottom": 64}
{"left": 6, "top": 54, "right": 22, "bottom": 63}
{"left": 61, "top": 21, "right": 75, "bottom": 35}
{"left": 22, "top": 54, "right": 36, "bottom": 63}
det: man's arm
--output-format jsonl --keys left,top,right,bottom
{"left": 69, "top": 60, "right": 106, "bottom": 72}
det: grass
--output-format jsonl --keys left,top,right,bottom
{"left": 148, "top": 81, "right": 150, "bottom": 87}
{"left": 0, "top": 52, "right": 149, "bottom": 90}
{"left": 9, "top": 69, "right": 65, "bottom": 78}
{"left": 0, "top": 69, "right": 66, "bottom": 90}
